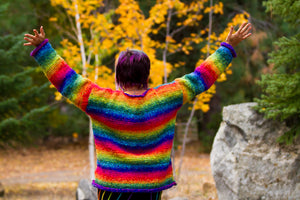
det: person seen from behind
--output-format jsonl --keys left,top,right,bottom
{"left": 24, "top": 22, "right": 252, "bottom": 200}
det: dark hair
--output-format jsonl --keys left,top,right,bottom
{"left": 116, "top": 49, "right": 150, "bottom": 90}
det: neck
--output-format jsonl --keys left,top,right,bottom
{"left": 122, "top": 87, "right": 147, "bottom": 95}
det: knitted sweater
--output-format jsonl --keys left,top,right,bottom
{"left": 31, "top": 40, "right": 234, "bottom": 193}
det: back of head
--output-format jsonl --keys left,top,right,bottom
{"left": 115, "top": 49, "right": 150, "bottom": 90}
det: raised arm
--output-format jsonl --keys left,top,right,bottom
{"left": 24, "top": 26, "right": 98, "bottom": 113}
{"left": 175, "top": 23, "right": 252, "bottom": 104}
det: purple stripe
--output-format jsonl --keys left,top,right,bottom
{"left": 123, "top": 89, "right": 149, "bottom": 97}
{"left": 220, "top": 42, "right": 236, "bottom": 57}
{"left": 30, "top": 39, "right": 49, "bottom": 56}
{"left": 92, "top": 180, "right": 176, "bottom": 193}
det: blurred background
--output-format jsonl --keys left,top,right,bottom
{"left": 0, "top": 0, "right": 298, "bottom": 199}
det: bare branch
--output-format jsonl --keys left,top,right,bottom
{"left": 52, "top": 23, "right": 78, "bottom": 42}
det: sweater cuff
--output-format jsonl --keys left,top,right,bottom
{"left": 30, "top": 39, "right": 49, "bottom": 57}
{"left": 220, "top": 42, "right": 237, "bottom": 58}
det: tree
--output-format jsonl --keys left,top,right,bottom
{"left": 0, "top": 0, "right": 90, "bottom": 147}
{"left": 255, "top": 0, "right": 300, "bottom": 144}
{"left": 0, "top": 34, "right": 56, "bottom": 146}
{"left": 177, "top": 4, "right": 250, "bottom": 179}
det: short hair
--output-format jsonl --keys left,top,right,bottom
{"left": 115, "top": 49, "right": 150, "bottom": 90}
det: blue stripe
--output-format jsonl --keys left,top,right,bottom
{"left": 87, "top": 100, "right": 181, "bottom": 123}
{"left": 59, "top": 69, "right": 77, "bottom": 95}
{"left": 183, "top": 72, "right": 207, "bottom": 93}
{"left": 94, "top": 128, "right": 174, "bottom": 149}
{"left": 97, "top": 160, "right": 171, "bottom": 172}
{"left": 35, "top": 44, "right": 57, "bottom": 68}
{"left": 87, "top": 97, "right": 182, "bottom": 123}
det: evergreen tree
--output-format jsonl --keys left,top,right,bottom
{"left": 255, "top": 0, "right": 300, "bottom": 144}
{"left": 0, "top": 34, "right": 55, "bottom": 145}
{"left": 0, "top": 0, "right": 90, "bottom": 146}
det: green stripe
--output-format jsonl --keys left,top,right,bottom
{"left": 97, "top": 152, "right": 171, "bottom": 165}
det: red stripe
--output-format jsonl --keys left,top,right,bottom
{"left": 196, "top": 62, "right": 218, "bottom": 87}
{"left": 95, "top": 165, "right": 173, "bottom": 183}
{"left": 90, "top": 108, "right": 178, "bottom": 132}
{"left": 80, "top": 83, "right": 97, "bottom": 111}
{"left": 48, "top": 60, "right": 72, "bottom": 89}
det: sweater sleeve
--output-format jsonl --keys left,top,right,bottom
{"left": 175, "top": 45, "right": 234, "bottom": 104}
{"left": 31, "top": 40, "right": 98, "bottom": 113}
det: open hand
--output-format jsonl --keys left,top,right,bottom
{"left": 226, "top": 22, "right": 252, "bottom": 47}
{"left": 24, "top": 26, "right": 46, "bottom": 47}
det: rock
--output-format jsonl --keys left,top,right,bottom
{"left": 210, "top": 102, "right": 300, "bottom": 200}
{"left": 76, "top": 179, "right": 97, "bottom": 200}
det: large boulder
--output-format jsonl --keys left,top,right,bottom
{"left": 210, "top": 103, "right": 300, "bottom": 200}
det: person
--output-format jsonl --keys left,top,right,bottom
{"left": 24, "top": 22, "right": 252, "bottom": 200}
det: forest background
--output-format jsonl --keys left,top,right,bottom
{"left": 0, "top": 0, "right": 299, "bottom": 151}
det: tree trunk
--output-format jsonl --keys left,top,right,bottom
{"left": 74, "top": 0, "right": 95, "bottom": 181}
{"left": 177, "top": 0, "right": 213, "bottom": 180}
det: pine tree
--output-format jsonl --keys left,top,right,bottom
{"left": 0, "top": 34, "right": 56, "bottom": 145}
{"left": 255, "top": 0, "right": 300, "bottom": 144}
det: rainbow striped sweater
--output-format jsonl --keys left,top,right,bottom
{"left": 31, "top": 40, "right": 234, "bottom": 193}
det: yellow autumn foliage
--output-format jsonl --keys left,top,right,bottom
{"left": 194, "top": 11, "right": 249, "bottom": 112}
{"left": 50, "top": 0, "right": 249, "bottom": 113}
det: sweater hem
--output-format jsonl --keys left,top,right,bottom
{"left": 92, "top": 180, "right": 177, "bottom": 193}
{"left": 220, "top": 42, "right": 236, "bottom": 57}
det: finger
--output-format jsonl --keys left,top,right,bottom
{"left": 33, "top": 29, "right": 39, "bottom": 36}
{"left": 243, "top": 25, "right": 252, "bottom": 35}
{"left": 226, "top": 26, "right": 234, "bottom": 42}
{"left": 241, "top": 26, "right": 252, "bottom": 38}
{"left": 40, "top": 26, "right": 45, "bottom": 37}
{"left": 243, "top": 32, "right": 252, "bottom": 39}
{"left": 237, "top": 22, "right": 247, "bottom": 33}
{"left": 240, "top": 23, "right": 251, "bottom": 34}
{"left": 228, "top": 26, "right": 234, "bottom": 37}
{"left": 24, "top": 37, "right": 34, "bottom": 43}
{"left": 24, "top": 42, "right": 33, "bottom": 46}
{"left": 24, "top": 34, "right": 36, "bottom": 39}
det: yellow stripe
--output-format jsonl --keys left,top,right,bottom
{"left": 108, "top": 192, "right": 112, "bottom": 200}
{"left": 101, "top": 191, "right": 105, "bottom": 200}
{"left": 97, "top": 150, "right": 171, "bottom": 164}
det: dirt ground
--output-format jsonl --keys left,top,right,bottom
{"left": 0, "top": 142, "right": 217, "bottom": 200}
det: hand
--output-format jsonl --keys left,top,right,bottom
{"left": 226, "top": 22, "right": 252, "bottom": 47}
{"left": 24, "top": 26, "right": 46, "bottom": 47}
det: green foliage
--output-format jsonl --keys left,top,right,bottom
{"left": 268, "top": 35, "right": 300, "bottom": 72}
{"left": 0, "top": 34, "right": 52, "bottom": 145}
{"left": 0, "top": 33, "right": 90, "bottom": 146}
{"left": 256, "top": 73, "right": 300, "bottom": 120}
{"left": 255, "top": 0, "right": 300, "bottom": 144}
{"left": 0, "top": 0, "right": 36, "bottom": 35}
{"left": 263, "top": 0, "right": 300, "bottom": 25}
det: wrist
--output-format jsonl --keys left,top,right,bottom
{"left": 30, "top": 38, "right": 49, "bottom": 56}
{"left": 221, "top": 42, "right": 237, "bottom": 58}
